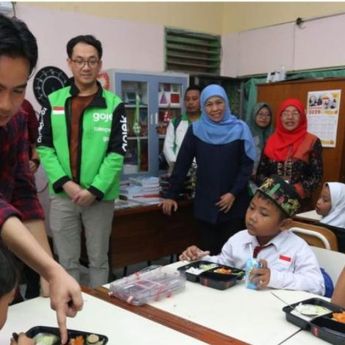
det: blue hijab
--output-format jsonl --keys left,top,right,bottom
{"left": 192, "top": 84, "right": 256, "bottom": 162}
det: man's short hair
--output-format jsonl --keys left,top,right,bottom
{"left": 184, "top": 85, "right": 202, "bottom": 99}
{"left": 0, "top": 14, "right": 38, "bottom": 75}
{"left": 66, "top": 35, "right": 103, "bottom": 59}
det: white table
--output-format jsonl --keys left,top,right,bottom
{"left": 283, "top": 330, "right": 330, "bottom": 345}
{"left": 295, "top": 210, "right": 322, "bottom": 222}
{"left": 144, "top": 262, "right": 331, "bottom": 345}
{"left": 0, "top": 292, "right": 207, "bottom": 345}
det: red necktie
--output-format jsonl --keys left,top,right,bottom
{"left": 253, "top": 243, "right": 273, "bottom": 258}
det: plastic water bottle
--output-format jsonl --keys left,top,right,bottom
{"left": 245, "top": 258, "right": 260, "bottom": 290}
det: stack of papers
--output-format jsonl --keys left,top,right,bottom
{"left": 120, "top": 176, "right": 161, "bottom": 205}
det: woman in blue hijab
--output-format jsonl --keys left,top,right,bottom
{"left": 161, "top": 84, "right": 256, "bottom": 254}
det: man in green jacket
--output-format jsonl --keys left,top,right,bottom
{"left": 37, "top": 35, "right": 127, "bottom": 288}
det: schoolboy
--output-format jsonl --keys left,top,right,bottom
{"left": 0, "top": 13, "right": 82, "bottom": 344}
{"left": 180, "top": 175, "right": 325, "bottom": 295}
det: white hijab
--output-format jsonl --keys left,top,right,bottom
{"left": 320, "top": 182, "right": 345, "bottom": 228}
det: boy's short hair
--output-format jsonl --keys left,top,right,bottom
{"left": 256, "top": 175, "right": 301, "bottom": 218}
{"left": 0, "top": 246, "right": 19, "bottom": 297}
{"left": 66, "top": 35, "right": 103, "bottom": 59}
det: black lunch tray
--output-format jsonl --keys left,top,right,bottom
{"left": 283, "top": 297, "right": 341, "bottom": 330}
{"left": 178, "top": 260, "right": 244, "bottom": 290}
{"left": 26, "top": 325, "right": 108, "bottom": 344}
{"left": 311, "top": 313, "right": 345, "bottom": 345}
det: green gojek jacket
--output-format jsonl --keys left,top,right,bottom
{"left": 37, "top": 80, "right": 128, "bottom": 201}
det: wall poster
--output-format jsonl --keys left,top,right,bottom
{"left": 306, "top": 89, "right": 341, "bottom": 148}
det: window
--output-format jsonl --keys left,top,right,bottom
{"left": 165, "top": 28, "right": 221, "bottom": 75}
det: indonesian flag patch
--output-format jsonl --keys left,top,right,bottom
{"left": 52, "top": 106, "right": 64, "bottom": 115}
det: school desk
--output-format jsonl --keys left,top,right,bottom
{"left": 0, "top": 290, "right": 207, "bottom": 345}
{"left": 99, "top": 262, "right": 330, "bottom": 345}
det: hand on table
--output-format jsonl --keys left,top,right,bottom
{"left": 179, "top": 245, "right": 210, "bottom": 261}
{"left": 160, "top": 199, "right": 178, "bottom": 216}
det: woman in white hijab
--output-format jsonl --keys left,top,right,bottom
{"left": 316, "top": 182, "right": 345, "bottom": 228}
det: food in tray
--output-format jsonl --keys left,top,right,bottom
{"left": 184, "top": 263, "right": 218, "bottom": 275}
{"left": 332, "top": 311, "right": 345, "bottom": 323}
{"left": 295, "top": 303, "right": 331, "bottom": 316}
{"left": 69, "top": 335, "right": 84, "bottom": 345}
{"left": 33, "top": 333, "right": 59, "bottom": 345}
{"left": 32, "top": 332, "right": 105, "bottom": 345}
{"left": 213, "top": 267, "right": 232, "bottom": 275}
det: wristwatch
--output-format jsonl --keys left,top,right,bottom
{"left": 33, "top": 66, "right": 69, "bottom": 107}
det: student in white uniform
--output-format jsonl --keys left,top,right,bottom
{"left": 180, "top": 175, "right": 325, "bottom": 295}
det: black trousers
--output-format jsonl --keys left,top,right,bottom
{"left": 198, "top": 218, "right": 246, "bottom": 255}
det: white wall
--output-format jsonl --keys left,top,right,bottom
{"left": 17, "top": 4, "right": 165, "bottom": 110}
{"left": 222, "top": 12, "right": 345, "bottom": 77}
{"left": 17, "top": 4, "right": 345, "bottom": 108}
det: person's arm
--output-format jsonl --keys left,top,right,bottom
{"left": 202, "top": 236, "right": 237, "bottom": 266}
{"left": 1, "top": 217, "right": 83, "bottom": 345}
{"left": 294, "top": 138, "right": 323, "bottom": 199}
{"left": 163, "top": 120, "right": 177, "bottom": 166}
{"left": 28, "top": 145, "right": 40, "bottom": 173}
{"left": 83, "top": 102, "right": 126, "bottom": 201}
{"left": 25, "top": 100, "right": 40, "bottom": 173}
{"left": 23, "top": 219, "right": 52, "bottom": 297}
{"left": 332, "top": 267, "right": 345, "bottom": 308}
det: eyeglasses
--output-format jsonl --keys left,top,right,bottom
{"left": 281, "top": 110, "right": 300, "bottom": 118}
{"left": 257, "top": 112, "right": 271, "bottom": 118}
{"left": 71, "top": 58, "right": 99, "bottom": 68}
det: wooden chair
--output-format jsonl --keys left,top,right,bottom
{"left": 289, "top": 220, "right": 339, "bottom": 251}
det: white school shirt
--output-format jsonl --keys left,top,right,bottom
{"left": 203, "top": 230, "right": 325, "bottom": 295}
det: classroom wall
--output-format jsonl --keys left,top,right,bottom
{"left": 17, "top": 4, "right": 165, "bottom": 110}
{"left": 22, "top": 2, "right": 224, "bottom": 35}
{"left": 222, "top": 11, "right": 345, "bottom": 77}
{"left": 23, "top": 1, "right": 345, "bottom": 35}
{"left": 222, "top": 2, "right": 345, "bottom": 33}
{"left": 15, "top": 2, "right": 345, "bottom": 109}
